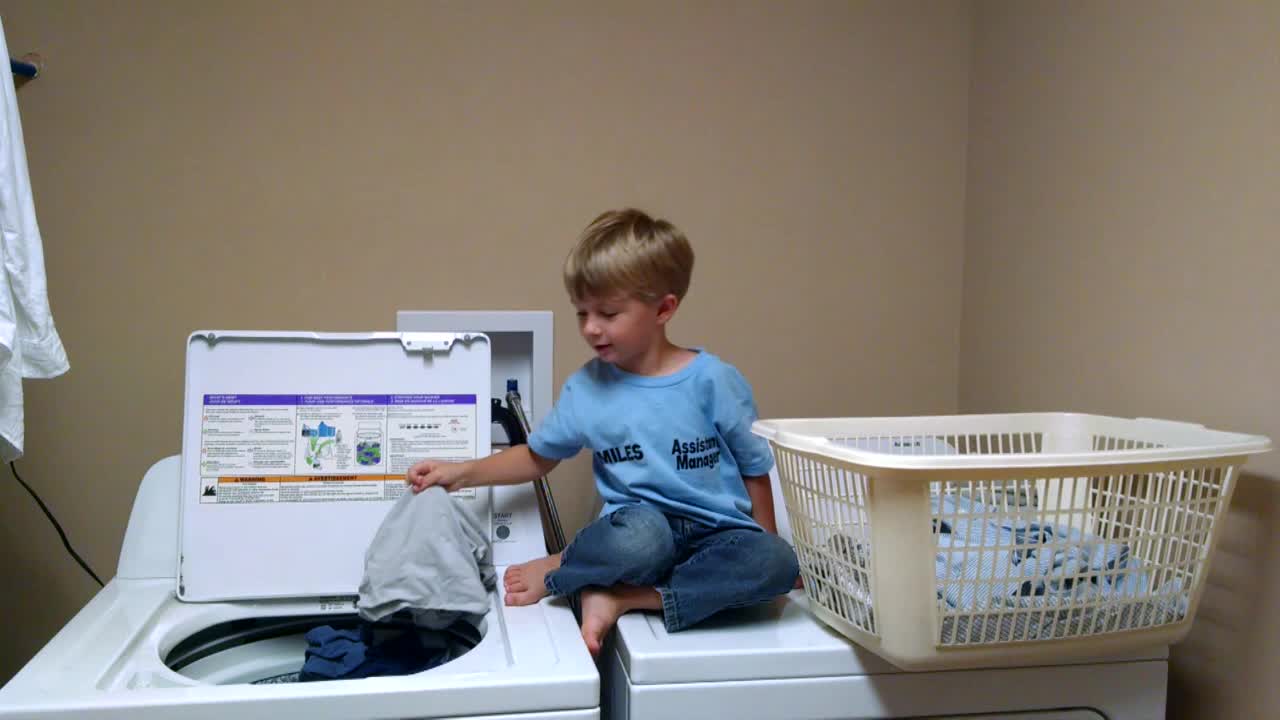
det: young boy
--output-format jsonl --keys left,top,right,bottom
{"left": 406, "top": 208, "right": 798, "bottom": 657}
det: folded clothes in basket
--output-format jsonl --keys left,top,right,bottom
{"left": 804, "top": 493, "right": 1190, "bottom": 643}
{"left": 933, "top": 493, "right": 1160, "bottom": 610}
{"left": 931, "top": 493, "right": 1189, "bottom": 642}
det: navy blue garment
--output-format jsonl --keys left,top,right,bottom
{"left": 299, "top": 620, "right": 468, "bottom": 682}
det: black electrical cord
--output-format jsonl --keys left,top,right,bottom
{"left": 10, "top": 461, "right": 104, "bottom": 587}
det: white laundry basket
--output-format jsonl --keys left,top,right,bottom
{"left": 752, "top": 413, "right": 1271, "bottom": 671}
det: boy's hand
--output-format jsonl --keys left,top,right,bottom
{"left": 406, "top": 459, "right": 468, "bottom": 494}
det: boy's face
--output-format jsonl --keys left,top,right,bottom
{"left": 573, "top": 292, "right": 675, "bottom": 370}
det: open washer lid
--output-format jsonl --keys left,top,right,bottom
{"left": 178, "top": 331, "right": 491, "bottom": 602}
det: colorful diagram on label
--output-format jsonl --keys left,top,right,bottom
{"left": 356, "top": 422, "right": 383, "bottom": 466}
{"left": 301, "top": 421, "right": 341, "bottom": 469}
{"left": 199, "top": 393, "right": 477, "bottom": 495}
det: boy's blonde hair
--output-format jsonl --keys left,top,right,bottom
{"left": 563, "top": 208, "right": 694, "bottom": 303}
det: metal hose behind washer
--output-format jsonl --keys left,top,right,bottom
{"left": 493, "top": 381, "right": 566, "bottom": 554}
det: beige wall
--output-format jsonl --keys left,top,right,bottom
{"left": 963, "top": 1, "right": 1280, "bottom": 718}
{"left": 15, "top": 2, "right": 1272, "bottom": 715}
{"left": 0, "top": 1, "right": 971, "bottom": 684}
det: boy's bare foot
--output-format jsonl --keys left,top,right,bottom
{"left": 502, "top": 553, "right": 562, "bottom": 606}
{"left": 579, "top": 585, "right": 662, "bottom": 659}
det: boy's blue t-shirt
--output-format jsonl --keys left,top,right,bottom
{"left": 527, "top": 350, "right": 774, "bottom": 530}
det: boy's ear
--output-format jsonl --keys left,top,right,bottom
{"left": 655, "top": 293, "right": 680, "bottom": 325}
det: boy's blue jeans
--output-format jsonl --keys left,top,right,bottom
{"left": 544, "top": 504, "right": 800, "bottom": 632}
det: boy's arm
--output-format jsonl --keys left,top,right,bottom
{"left": 743, "top": 474, "right": 778, "bottom": 534}
{"left": 408, "top": 445, "right": 559, "bottom": 493}
{"left": 746, "top": 472, "right": 802, "bottom": 587}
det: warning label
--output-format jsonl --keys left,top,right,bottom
{"left": 198, "top": 393, "right": 476, "bottom": 504}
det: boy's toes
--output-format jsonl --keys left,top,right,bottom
{"left": 504, "top": 586, "right": 547, "bottom": 607}
{"left": 503, "top": 566, "right": 526, "bottom": 591}
{"left": 584, "top": 631, "right": 603, "bottom": 659}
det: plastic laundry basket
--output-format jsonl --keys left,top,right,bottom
{"left": 751, "top": 413, "right": 1271, "bottom": 671}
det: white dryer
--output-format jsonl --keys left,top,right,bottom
{"left": 604, "top": 591, "right": 1166, "bottom": 719}
{"left": 0, "top": 322, "right": 597, "bottom": 719}
{"left": 602, "top": 469, "right": 1168, "bottom": 720}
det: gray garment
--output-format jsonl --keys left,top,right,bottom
{"left": 357, "top": 486, "right": 496, "bottom": 629}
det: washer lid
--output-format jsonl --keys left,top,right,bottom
{"left": 178, "top": 331, "right": 491, "bottom": 602}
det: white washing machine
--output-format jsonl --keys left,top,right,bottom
{"left": 602, "top": 469, "right": 1169, "bottom": 720}
{"left": 0, "top": 319, "right": 598, "bottom": 719}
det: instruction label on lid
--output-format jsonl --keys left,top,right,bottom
{"left": 198, "top": 393, "right": 476, "bottom": 504}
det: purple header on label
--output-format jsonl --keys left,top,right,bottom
{"left": 204, "top": 394, "right": 298, "bottom": 405}
{"left": 203, "top": 393, "right": 476, "bottom": 406}
{"left": 390, "top": 394, "right": 476, "bottom": 405}
{"left": 299, "top": 395, "right": 388, "bottom": 406}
